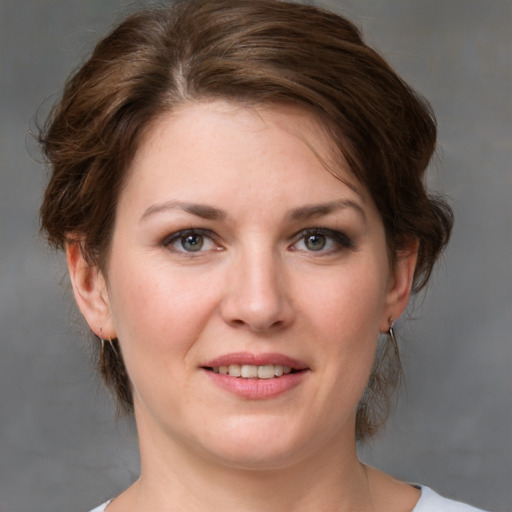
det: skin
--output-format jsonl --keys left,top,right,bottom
{"left": 68, "top": 101, "right": 420, "bottom": 511}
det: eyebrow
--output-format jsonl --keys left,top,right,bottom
{"left": 140, "top": 201, "right": 226, "bottom": 222}
{"left": 140, "top": 198, "right": 366, "bottom": 223}
{"left": 288, "top": 199, "right": 366, "bottom": 222}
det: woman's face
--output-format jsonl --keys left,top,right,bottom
{"left": 72, "top": 101, "right": 415, "bottom": 469}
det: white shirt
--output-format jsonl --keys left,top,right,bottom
{"left": 88, "top": 485, "right": 488, "bottom": 511}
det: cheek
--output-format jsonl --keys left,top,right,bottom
{"left": 106, "top": 257, "right": 221, "bottom": 360}
{"left": 300, "top": 263, "right": 389, "bottom": 336}
{"left": 298, "top": 262, "right": 388, "bottom": 389}
{"left": 104, "top": 261, "right": 224, "bottom": 415}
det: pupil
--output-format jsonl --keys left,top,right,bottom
{"left": 306, "top": 234, "right": 326, "bottom": 251}
{"left": 182, "top": 234, "right": 203, "bottom": 252}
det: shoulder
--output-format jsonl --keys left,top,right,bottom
{"left": 88, "top": 500, "right": 112, "bottom": 512}
{"left": 414, "top": 486, "right": 488, "bottom": 512}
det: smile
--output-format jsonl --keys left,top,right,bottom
{"left": 209, "top": 364, "right": 293, "bottom": 379}
{"left": 202, "top": 353, "right": 309, "bottom": 398}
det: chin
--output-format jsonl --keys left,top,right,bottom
{"left": 207, "top": 444, "right": 305, "bottom": 472}
{"left": 194, "top": 415, "right": 327, "bottom": 471}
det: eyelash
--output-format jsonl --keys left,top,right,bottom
{"left": 161, "top": 227, "right": 353, "bottom": 256}
{"left": 290, "top": 228, "right": 353, "bottom": 254}
{"left": 162, "top": 229, "right": 221, "bottom": 256}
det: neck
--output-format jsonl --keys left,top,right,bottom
{"left": 120, "top": 413, "right": 375, "bottom": 512}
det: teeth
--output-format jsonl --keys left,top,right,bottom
{"left": 228, "top": 364, "right": 241, "bottom": 377}
{"left": 241, "top": 364, "right": 258, "bottom": 378}
{"left": 212, "top": 364, "right": 295, "bottom": 379}
{"left": 257, "top": 365, "right": 274, "bottom": 379}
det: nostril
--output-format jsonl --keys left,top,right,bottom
{"left": 229, "top": 318, "right": 246, "bottom": 328}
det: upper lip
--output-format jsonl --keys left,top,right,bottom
{"left": 202, "top": 352, "right": 309, "bottom": 370}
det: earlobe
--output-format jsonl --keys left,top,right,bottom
{"left": 380, "top": 240, "right": 419, "bottom": 332}
{"left": 66, "top": 241, "right": 116, "bottom": 339}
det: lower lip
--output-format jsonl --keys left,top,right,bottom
{"left": 203, "top": 370, "right": 307, "bottom": 399}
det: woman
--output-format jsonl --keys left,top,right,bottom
{"left": 39, "top": 0, "right": 486, "bottom": 510}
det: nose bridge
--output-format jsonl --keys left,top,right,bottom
{"left": 221, "top": 238, "right": 293, "bottom": 331}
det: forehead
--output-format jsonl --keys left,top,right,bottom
{"left": 128, "top": 100, "right": 365, "bottom": 203}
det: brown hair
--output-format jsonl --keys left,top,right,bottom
{"left": 39, "top": 0, "right": 453, "bottom": 440}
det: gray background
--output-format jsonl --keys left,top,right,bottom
{"left": 0, "top": 1, "right": 510, "bottom": 511}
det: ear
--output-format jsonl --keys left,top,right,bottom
{"left": 379, "top": 239, "right": 419, "bottom": 332}
{"left": 66, "top": 241, "right": 116, "bottom": 339}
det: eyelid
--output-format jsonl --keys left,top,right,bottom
{"left": 162, "top": 228, "right": 222, "bottom": 253}
{"left": 161, "top": 227, "right": 352, "bottom": 255}
{"left": 290, "top": 227, "right": 353, "bottom": 252}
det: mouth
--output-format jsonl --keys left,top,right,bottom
{"left": 201, "top": 353, "right": 308, "bottom": 399}
{"left": 201, "top": 353, "right": 309, "bottom": 380}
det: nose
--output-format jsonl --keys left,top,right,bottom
{"left": 220, "top": 246, "right": 295, "bottom": 332}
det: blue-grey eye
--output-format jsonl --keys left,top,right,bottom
{"left": 181, "top": 234, "right": 204, "bottom": 252}
{"left": 291, "top": 228, "right": 352, "bottom": 253}
{"left": 305, "top": 233, "right": 327, "bottom": 251}
{"left": 164, "top": 229, "right": 219, "bottom": 254}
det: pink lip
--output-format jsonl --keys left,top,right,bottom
{"left": 203, "top": 352, "right": 308, "bottom": 370}
{"left": 201, "top": 352, "right": 309, "bottom": 400}
{"left": 203, "top": 370, "right": 307, "bottom": 399}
